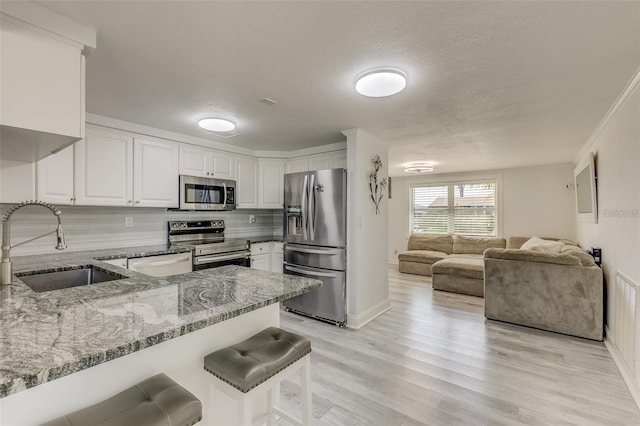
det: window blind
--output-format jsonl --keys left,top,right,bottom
{"left": 411, "top": 181, "right": 496, "bottom": 236}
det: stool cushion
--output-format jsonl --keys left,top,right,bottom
{"left": 42, "top": 373, "right": 202, "bottom": 426}
{"left": 204, "top": 327, "right": 311, "bottom": 393}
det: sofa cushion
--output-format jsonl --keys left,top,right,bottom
{"left": 484, "top": 248, "right": 582, "bottom": 266}
{"left": 520, "top": 237, "right": 564, "bottom": 253}
{"left": 448, "top": 253, "right": 483, "bottom": 260}
{"left": 432, "top": 257, "right": 484, "bottom": 280}
{"left": 507, "top": 236, "right": 577, "bottom": 249}
{"left": 407, "top": 234, "right": 453, "bottom": 254}
{"left": 562, "top": 245, "right": 596, "bottom": 266}
{"left": 452, "top": 235, "right": 506, "bottom": 255}
{"left": 398, "top": 250, "right": 448, "bottom": 264}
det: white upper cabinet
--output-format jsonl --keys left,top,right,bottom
{"left": 333, "top": 151, "right": 348, "bottom": 169}
{"left": 75, "top": 126, "right": 134, "bottom": 206}
{"left": 37, "top": 145, "right": 74, "bottom": 205}
{"left": 134, "top": 137, "right": 179, "bottom": 208}
{"left": 285, "top": 150, "right": 347, "bottom": 173}
{"left": 211, "top": 151, "right": 235, "bottom": 180}
{"left": 179, "top": 145, "right": 208, "bottom": 177}
{"left": 235, "top": 156, "right": 258, "bottom": 209}
{"left": 179, "top": 145, "right": 235, "bottom": 180}
{"left": 307, "top": 153, "right": 333, "bottom": 171}
{"left": 258, "top": 159, "right": 285, "bottom": 209}
{"left": 1, "top": 18, "right": 83, "bottom": 139}
{"left": 285, "top": 157, "right": 309, "bottom": 174}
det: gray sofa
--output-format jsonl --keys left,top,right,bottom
{"left": 483, "top": 237, "right": 603, "bottom": 341}
{"left": 398, "top": 234, "right": 506, "bottom": 297}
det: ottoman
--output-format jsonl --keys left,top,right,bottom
{"left": 432, "top": 257, "right": 484, "bottom": 297}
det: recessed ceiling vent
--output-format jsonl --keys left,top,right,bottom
{"left": 208, "top": 131, "right": 239, "bottom": 139}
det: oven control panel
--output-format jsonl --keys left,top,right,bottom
{"left": 168, "top": 220, "right": 225, "bottom": 232}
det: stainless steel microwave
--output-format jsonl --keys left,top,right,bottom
{"left": 179, "top": 175, "right": 236, "bottom": 211}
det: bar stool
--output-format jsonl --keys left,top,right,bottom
{"left": 204, "top": 327, "right": 312, "bottom": 426}
{"left": 42, "top": 373, "right": 202, "bottom": 426}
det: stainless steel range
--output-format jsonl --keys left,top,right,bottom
{"left": 168, "top": 220, "right": 250, "bottom": 270}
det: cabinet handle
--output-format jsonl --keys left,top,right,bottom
{"left": 206, "top": 172, "right": 210, "bottom": 176}
{"left": 135, "top": 200, "right": 140, "bottom": 204}
{"left": 127, "top": 200, "right": 133, "bottom": 204}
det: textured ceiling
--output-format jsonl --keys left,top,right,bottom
{"left": 36, "top": 1, "right": 640, "bottom": 176}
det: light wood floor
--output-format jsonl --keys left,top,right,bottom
{"left": 278, "top": 265, "right": 640, "bottom": 426}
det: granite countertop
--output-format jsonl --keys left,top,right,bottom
{"left": 0, "top": 245, "right": 321, "bottom": 399}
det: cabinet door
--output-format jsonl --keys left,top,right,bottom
{"left": 308, "top": 154, "right": 332, "bottom": 171}
{"left": 259, "top": 159, "right": 285, "bottom": 209}
{"left": 75, "top": 126, "right": 134, "bottom": 206}
{"left": 333, "top": 151, "right": 348, "bottom": 169}
{"left": 134, "top": 137, "right": 179, "bottom": 208}
{"left": 235, "top": 156, "right": 258, "bottom": 208}
{"left": 210, "top": 151, "right": 235, "bottom": 180}
{"left": 37, "top": 145, "right": 74, "bottom": 205}
{"left": 1, "top": 18, "right": 83, "bottom": 138}
{"left": 286, "top": 158, "right": 308, "bottom": 174}
{"left": 179, "top": 145, "right": 209, "bottom": 177}
{"left": 251, "top": 254, "right": 270, "bottom": 271}
{"left": 271, "top": 243, "right": 284, "bottom": 273}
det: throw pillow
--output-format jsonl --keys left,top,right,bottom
{"left": 520, "top": 236, "right": 563, "bottom": 253}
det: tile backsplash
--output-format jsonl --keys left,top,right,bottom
{"left": 0, "top": 204, "right": 283, "bottom": 256}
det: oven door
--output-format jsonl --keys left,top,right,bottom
{"left": 179, "top": 175, "right": 236, "bottom": 211}
{"left": 192, "top": 251, "right": 251, "bottom": 270}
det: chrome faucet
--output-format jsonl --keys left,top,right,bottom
{"left": 1, "top": 201, "right": 67, "bottom": 285}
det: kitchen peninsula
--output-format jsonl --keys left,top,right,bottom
{"left": 0, "top": 246, "right": 321, "bottom": 425}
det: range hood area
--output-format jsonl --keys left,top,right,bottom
{"left": 0, "top": 2, "right": 96, "bottom": 162}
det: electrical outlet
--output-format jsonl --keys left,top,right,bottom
{"left": 125, "top": 216, "right": 134, "bottom": 228}
{"left": 249, "top": 215, "right": 256, "bottom": 224}
{"left": 394, "top": 249, "right": 398, "bottom": 254}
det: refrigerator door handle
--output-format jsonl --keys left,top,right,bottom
{"left": 301, "top": 174, "right": 308, "bottom": 239}
{"left": 285, "top": 246, "right": 340, "bottom": 256}
{"left": 310, "top": 173, "right": 316, "bottom": 240}
{"left": 285, "top": 264, "right": 339, "bottom": 278}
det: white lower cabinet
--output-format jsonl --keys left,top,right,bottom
{"left": 271, "top": 242, "right": 284, "bottom": 273}
{"left": 250, "top": 242, "right": 284, "bottom": 272}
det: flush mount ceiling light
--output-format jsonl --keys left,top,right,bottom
{"left": 404, "top": 162, "right": 434, "bottom": 173}
{"left": 197, "top": 117, "right": 236, "bottom": 132}
{"left": 355, "top": 68, "right": 407, "bottom": 97}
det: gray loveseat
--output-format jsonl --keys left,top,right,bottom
{"left": 483, "top": 237, "right": 604, "bottom": 341}
{"left": 398, "top": 234, "right": 506, "bottom": 297}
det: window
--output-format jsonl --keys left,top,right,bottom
{"left": 410, "top": 181, "right": 497, "bottom": 236}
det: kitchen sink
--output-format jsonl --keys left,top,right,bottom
{"left": 15, "top": 266, "right": 127, "bottom": 292}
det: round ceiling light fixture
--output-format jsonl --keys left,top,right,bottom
{"left": 355, "top": 68, "right": 407, "bottom": 97}
{"left": 404, "top": 162, "right": 434, "bottom": 173}
{"left": 198, "top": 117, "right": 236, "bottom": 132}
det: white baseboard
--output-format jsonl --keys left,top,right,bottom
{"left": 604, "top": 326, "right": 640, "bottom": 410}
{"left": 346, "top": 298, "right": 391, "bottom": 329}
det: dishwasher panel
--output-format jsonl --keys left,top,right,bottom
{"left": 127, "top": 252, "right": 192, "bottom": 277}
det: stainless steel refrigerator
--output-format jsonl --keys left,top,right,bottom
{"left": 282, "top": 168, "right": 347, "bottom": 326}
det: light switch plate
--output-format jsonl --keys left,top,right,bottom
{"left": 125, "top": 216, "right": 134, "bottom": 228}
{"left": 249, "top": 215, "right": 256, "bottom": 224}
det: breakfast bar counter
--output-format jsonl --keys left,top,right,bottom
{"left": 0, "top": 248, "right": 321, "bottom": 425}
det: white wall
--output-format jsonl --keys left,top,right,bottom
{"left": 344, "top": 129, "right": 391, "bottom": 328}
{"left": 388, "top": 164, "right": 576, "bottom": 263}
{"left": 574, "top": 69, "right": 640, "bottom": 404}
